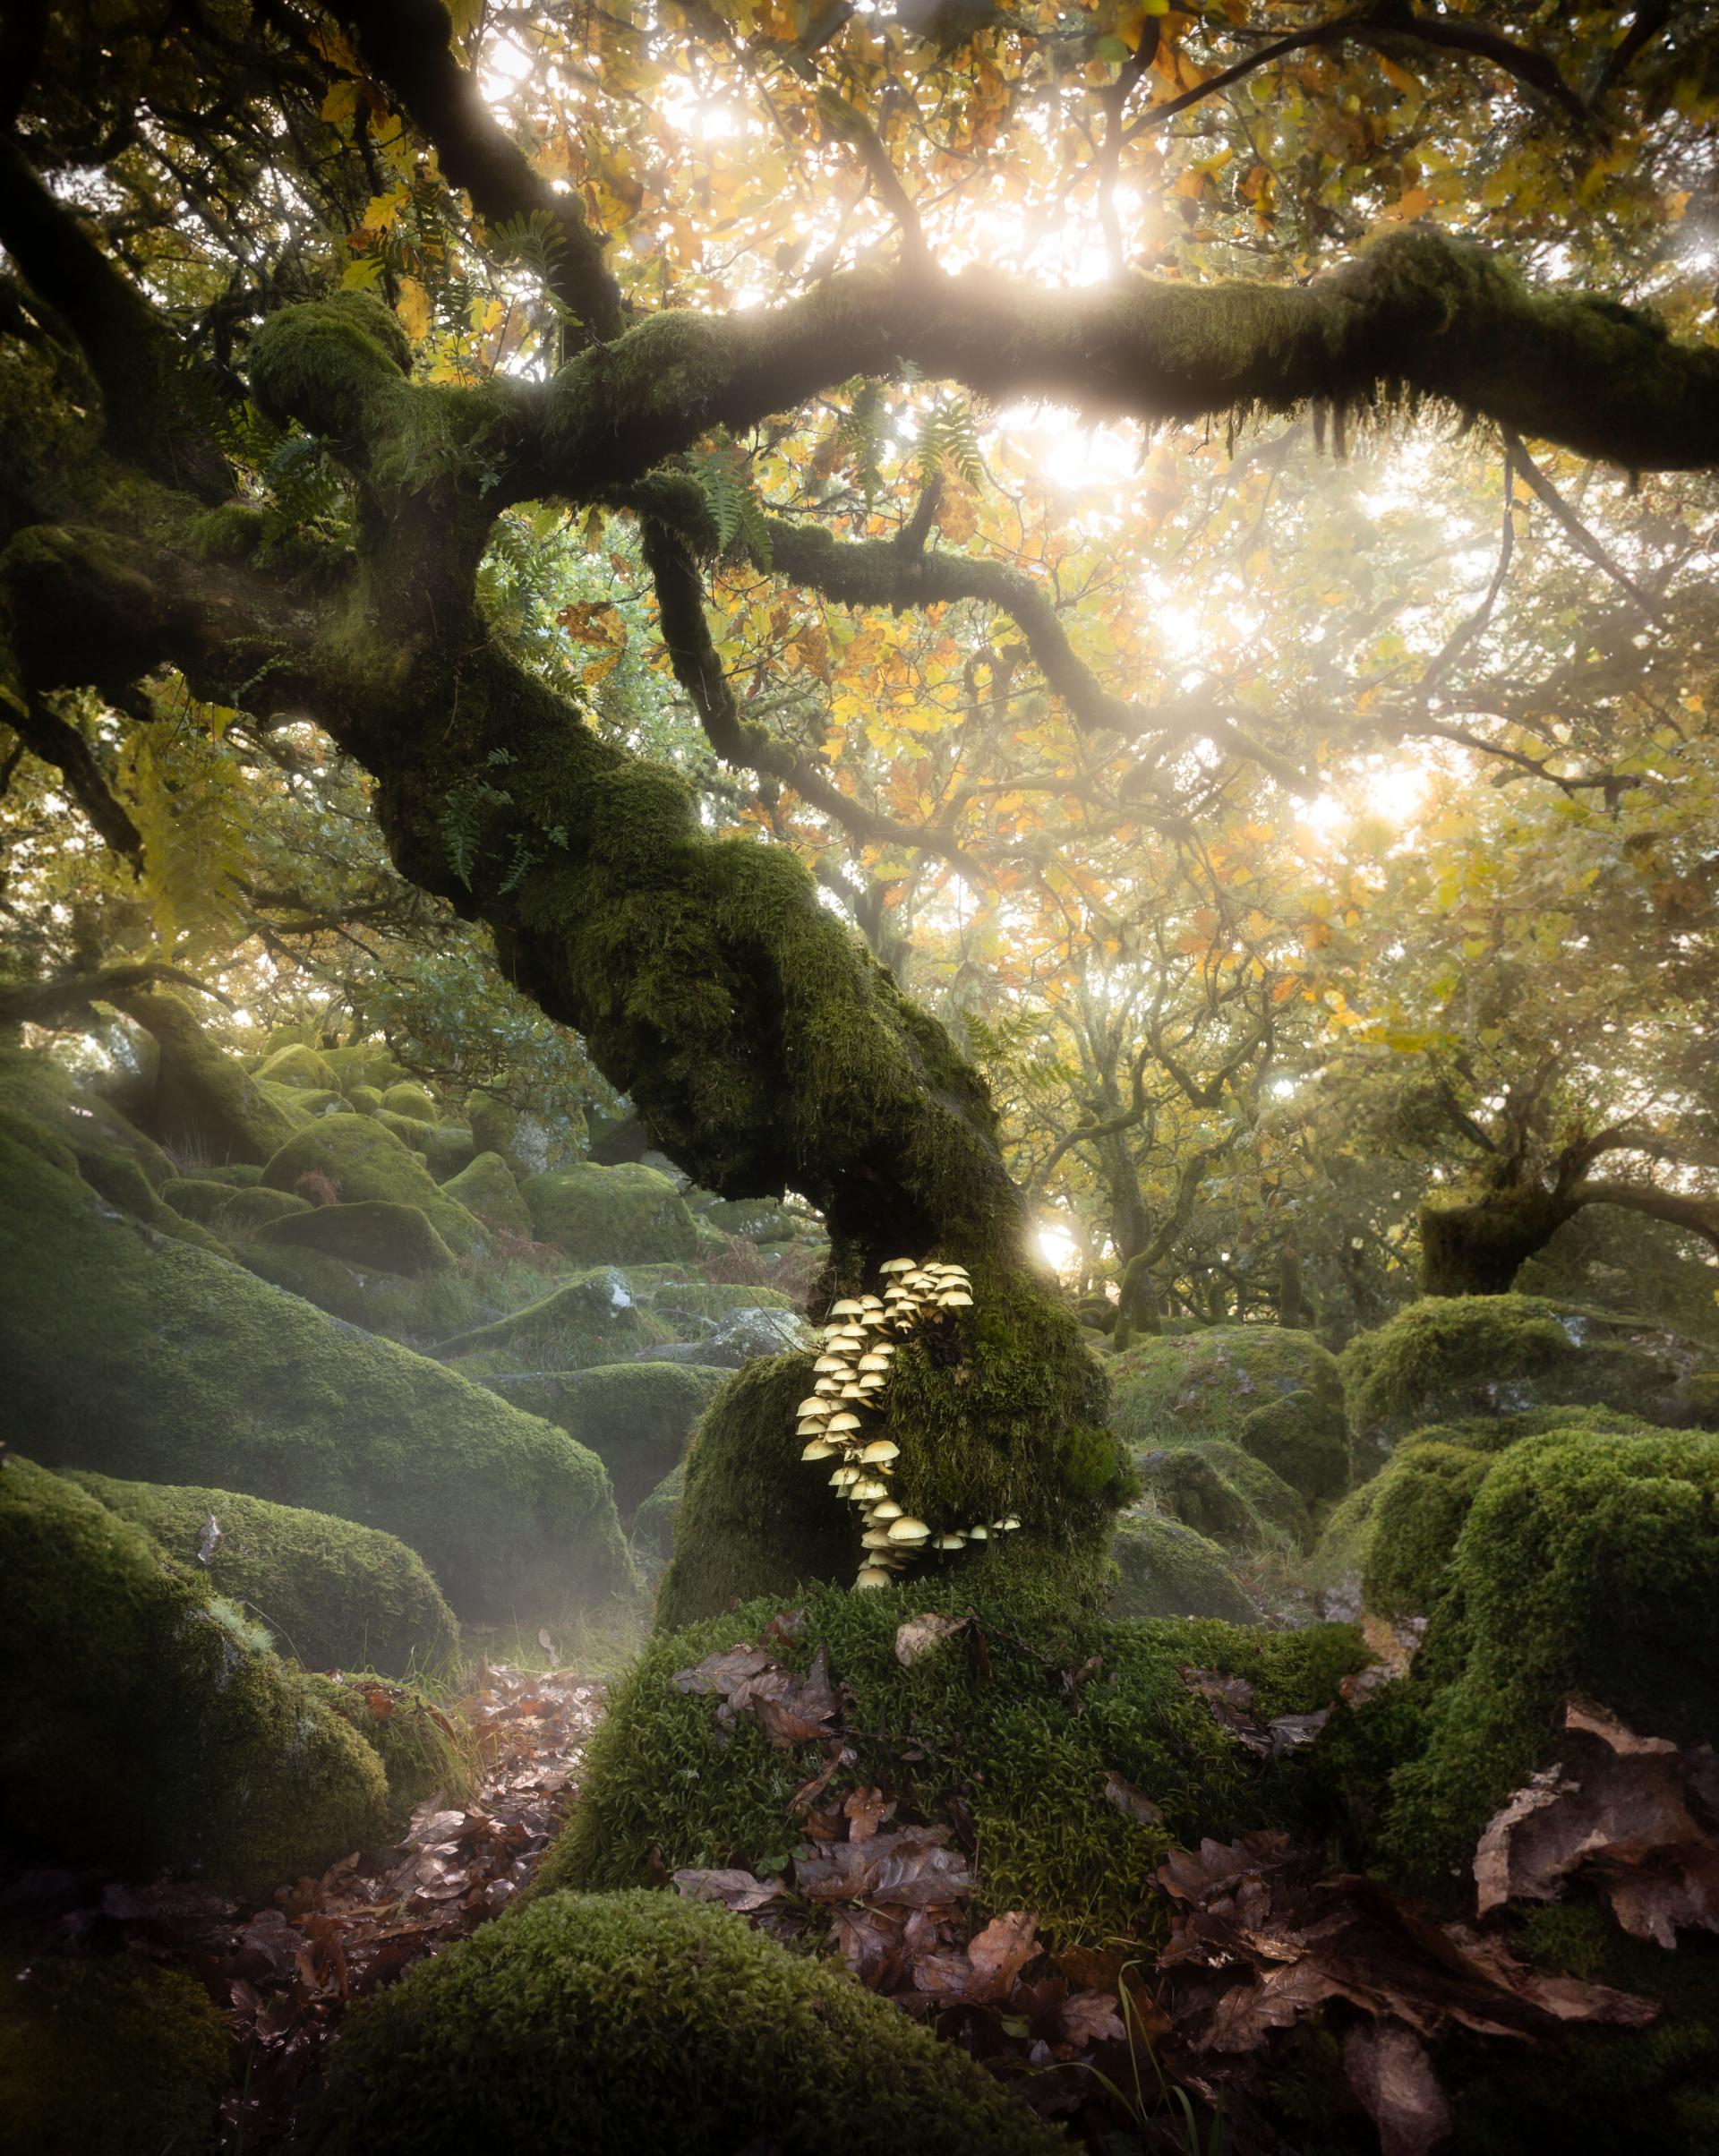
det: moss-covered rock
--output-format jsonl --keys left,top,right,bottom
{"left": 0, "top": 1951, "right": 229, "bottom": 2156}
{"left": 483, "top": 1362, "right": 730, "bottom": 1513}
{"left": 309, "top": 1890, "right": 1058, "bottom": 2156}
{"left": 1110, "top": 1325, "right": 1348, "bottom": 1474}
{"left": 438, "top": 1266, "right": 685, "bottom": 1369}
{"left": 1238, "top": 1385, "right": 1352, "bottom": 1502}
{"left": 633, "top": 1459, "right": 684, "bottom": 1565}
{"left": 66, "top": 1470, "right": 460, "bottom": 1676}
{"left": 346, "top": 1082, "right": 384, "bottom": 1114}
{"left": 321, "top": 1043, "right": 408, "bottom": 1091}
{"left": 258, "top": 1040, "right": 341, "bottom": 1091}
{"left": 1109, "top": 1510, "right": 1257, "bottom": 1621}
{"left": 0, "top": 1458, "right": 392, "bottom": 1886}
{"left": 304, "top": 1673, "right": 478, "bottom": 1814}
{"left": 381, "top": 1080, "right": 440, "bottom": 1122}
{"left": 375, "top": 1109, "right": 475, "bottom": 1178}
{"left": 646, "top": 1276, "right": 795, "bottom": 1320}
{"left": 1341, "top": 1294, "right": 1718, "bottom": 1463}
{"left": 1381, "top": 1424, "right": 1719, "bottom": 1879}
{"left": 0, "top": 1109, "right": 634, "bottom": 1620}
{"left": 546, "top": 1572, "right": 1360, "bottom": 1940}
{"left": 523, "top": 1159, "right": 702, "bottom": 1263}
{"left": 440, "top": 1148, "right": 532, "bottom": 1236}
{"left": 258, "top": 1197, "right": 457, "bottom": 1276}
{"left": 123, "top": 988, "right": 305, "bottom": 1162}
{"left": 261, "top": 1114, "right": 486, "bottom": 1253}
{"left": 163, "top": 1174, "right": 311, "bottom": 1230}
{"left": 1137, "top": 1440, "right": 1308, "bottom": 1549}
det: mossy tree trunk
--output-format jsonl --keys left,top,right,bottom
{"left": 1418, "top": 1192, "right": 1578, "bottom": 1296}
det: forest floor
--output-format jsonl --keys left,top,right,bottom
{"left": 2, "top": 1659, "right": 607, "bottom": 2152}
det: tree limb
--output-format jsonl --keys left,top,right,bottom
{"left": 0, "top": 964, "right": 231, "bottom": 1031}
{"left": 8, "top": 697, "right": 142, "bottom": 861}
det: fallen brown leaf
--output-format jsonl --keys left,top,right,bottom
{"left": 672, "top": 1869, "right": 789, "bottom": 1915}
{"left": 895, "top": 1613, "right": 969, "bottom": 1667}
{"left": 1100, "top": 1769, "right": 1164, "bottom": 1827}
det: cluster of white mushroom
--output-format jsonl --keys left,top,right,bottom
{"left": 794, "top": 1257, "right": 1021, "bottom": 1590}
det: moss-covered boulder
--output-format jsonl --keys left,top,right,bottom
{"left": 309, "top": 1891, "right": 1058, "bottom": 2156}
{"left": 380, "top": 1080, "right": 440, "bottom": 1122}
{"left": 523, "top": 1159, "right": 702, "bottom": 1264}
{"left": 647, "top": 1276, "right": 795, "bottom": 1321}
{"left": 1341, "top": 1294, "right": 1718, "bottom": 1463}
{"left": 545, "top": 1571, "right": 1359, "bottom": 1939}
{"left": 484, "top": 1362, "right": 730, "bottom": 1512}
{"left": 376, "top": 1109, "right": 475, "bottom": 1178}
{"left": 1109, "top": 1325, "right": 1348, "bottom": 1476}
{"left": 163, "top": 1175, "right": 310, "bottom": 1230}
{"left": 258, "top": 1040, "right": 341, "bottom": 1091}
{"left": 1109, "top": 1510, "right": 1256, "bottom": 1621}
{"left": 1381, "top": 1424, "right": 1719, "bottom": 1879}
{"left": 67, "top": 1470, "right": 460, "bottom": 1676}
{"left": 346, "top": 1082, "right": 384, "bottom": 1115}
{"left": 0, "top": 1951, "right": 229, "bottom": 2156}
{"left": 0, "top": 1458, "right": 391, "bottom": 1886}
{"left": 123, "top": 988, "right": 305, "bottom": 1162}
{"left": 305, "top": 1673, "right": 478, "bottom": 1815}
{"left": 258, "top": 1197, "right": 457, "bottom": 1277}
{"left": 441, "top": 1148, "right": 532, "bottom": 1236}
{"left": 0, "top": 1109, "right": 635, "bottom": 1620}
{"left": 1136, "top": 1439, "right": 1308, "bottom": 1549}
{"left": 633, "top": 1459, "right": 684, "bottom": 1565}
{"left": 261, "top": 1114, "right": 486, "bottom": 1253}
{"left": 438, "top": 1266, "right": 685, "bottom": 1369}
{"left": 321, "top": 1043, "right": 408, "bottom": 1091}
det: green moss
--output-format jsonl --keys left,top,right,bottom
{"left": 309, "top": 1889, "right": 1058, "bottom": 2156}
{"left": 66, "top": 1469, "right": 460, "bottom": 1675}
{"left": 633, "top": 1459, "right": 684, "bottom": 1565}
{"left": 466, "top": 1093, "right": 517, "bottom": 1157}
{"left": 261, "top": 1114, "right": 487, "bottom": 1253}
{"left": 647, "top": 1276, "right": 794, "bottom": 1318}
{"left": 321, "top": 1043, "right": 408, "bottom": 1091}
{"left": 259, "top": 1041, "right": 342, "bottom": 1091}
{"left": 259, "top": 1197, "right": 457, "bottom": 1276}
{"left": 375, "top": 1109, "right": 475, "bottom": 1178}
{"left": 163, "top": 1174, "right": 311, "bottom": 1229}
{"left": 486, "top": 1361, "right": 730, "bottom": 1512}
{"left": 1239, "top": 1385, "right": 1352, "bottom": 1502}
{"left": 1381, "top": 1425, "right": 1719, "bottom": 1879}
{"left": 1137, "top": 1440, "right": 1308, "bottom": 1549}
{"left": 437, "top": 1265, "right": 683, "bottom": 1368}
{"left": 548, "top": 1570, "right": 1359, "bottom": 1944}
{"left": 381, "top": 1080, "right": 440, "bottom": 1122}
{"left": 442, "top": 1148, "right": 532, "bottom": 1235}
{"left": 0, "top": 1458, "right": 392, "bottom": 1887}
{"left": 0, "top": 1108, "right": 634, "bottom": 1621}
{"left": 1360, "top": 1442, "right": 1494, "bottom": 1619}
{"left": 124, "top": 988, "right": 306, "bottom": 1162}
{"left": 1110, "top": 1323, "right": 1347, "bottom": 1463}
{"left": 523, "top": 1159, "right": 702, "bottom": 1263}
{"left": 305, "top": 1672, "right": 479, "bottom": 1814}
{"left": 0, "top": 1951, "right": 229, "bottom": 2156}
{"left": 1340, "top": 1295, "right": 1714, "bottom": 1459}
{"left": 346, "top": 1082, "right": 384, "bottom": 1114}
{"left": 1109, "top": 1510, "right": 1256, "bottom": 1621}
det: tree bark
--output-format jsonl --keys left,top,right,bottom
{"left": 1418, "top": 1190, "right": 1578, "bottom": 1296}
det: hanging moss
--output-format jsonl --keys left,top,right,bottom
{"left": 0, "top": 1458, "right": 392, "bottom": 1888}
{"left": 488, "top": 1361, "right": 731, "bottom": 1512}
{"left": 0, "top": 1108, "right": 634, "bottom": 1621}
{"left": 1381, "top": 1424, "right": 1719, "bottom": 1881}
{"left": 261, "top": 1114, "right": 487, "bottom": 1252}
{"left": 1108, "top": 1510, "right": 1257, "bottom": 1622}
{"left": 308, "top": 1889, "right": 1059, "bottom": 2156}
{"left": 1340, "top": 1294, "right": 1716, "bottom": 1460}
{"left": 0, "top": 1951, "right": 230, "bottom": 2156}
{"left": 441, "top": 1148, "right": 532, "bottom": 1235}
{"left": 523, "top": 1159, "right": 703, "bottom": 1263}
{"left": 545, "top": 1571, "right": 1360, "bottom": 1943}
{"left": 258, "top": 1197, "right": 457, "bottom": 1276}
{"left": 66, "top": 1468, "right": 460, "bottom": 1675}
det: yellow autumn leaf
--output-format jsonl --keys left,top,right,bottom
{"left": 396, "top": 278, "right": 432, "bottom": 344}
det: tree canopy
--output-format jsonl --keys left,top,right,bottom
{"left": 3, "top": 0, "right": 1718, "bottom": 1310}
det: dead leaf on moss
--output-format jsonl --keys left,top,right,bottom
{"left": 1342, "top": 2021, "right": 1451, "bottom": 2156}
{"left": 1100, "top": 1770, "right": 1165, "bottom": 1826}
{"left": 672, "top": 1868, "right": 789, "bottom": 1915}
{"left": 672, "top": 1641, "right": 839, "bottom": 1750}
{"left": 843, "top": 1785, "right": 890, "bottom": 1842}
{"left": 1474, "top": 1703, "right": 1719, "bottom": 1946}
{"left": 894, "top": 1612, "right": 969, "bottom": 1667}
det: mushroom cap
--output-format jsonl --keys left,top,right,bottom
{"left": 828, "top": 1297, "right": 866, "bottom": 1316}
{"left": 800, "top": 1438, "right": 836, "bottom": 1461}
{"left": 936, "top": 1290, "right": 975, "bottom": 1309}
{"left": 857, "top": 1353, "right": 893, "bottom": 1372}
{"left": 871, "top": 1498, "right": 902, "bottom": 1520}
{"left": 852, "top": 1478, "right": 889, "bottom": 1502}
{"left": 827, "top": 1410, "right": 861, "bottom": 1432}
{"left": 855, "top": 1565, "right": 893, "bottom": 1589}
{"left": 813, "top": 1356, "right": 851, "bottom": 1374}
{"left": 860, "top": 1294, "right": 884, "bottom": 1309}
{"left": 859, "top": 1438, "right": 900, "bottom": 1464}
{"left": 860, "top": 1310, "right": 890, "bottom": 1328}
{"left": 860, "top": 1527, "right": 894, "bottom": 1549}
{"left": 795, "top": 1396, "right": 830, "bottom": 1418}
{"left": 813, "top": 1379, "right": 841, "bottom": 1397}
{"left": 1001, "top": 1516, "right": 1022, "bottom": 1531}
{"left": 967, "top": 1523, "right": 990, "bottom": 1540}
{"left": 856, "top": 1373, "right": 886, "bottom": 1390}
{"left": 829, "top": 1466, "right": 860, "bottom": 1487}
{"left": 878, "top": 1257, "right": 918, "bottom": 1274}
{"left": 839, "top": 1382, "right": 868, "bottom": 1400}
{"left": 885, "top": 1515, "right": 931, "bottom": 1544}
{"left": 934, "top": 1533, "right": 967, "bottom": 1550}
